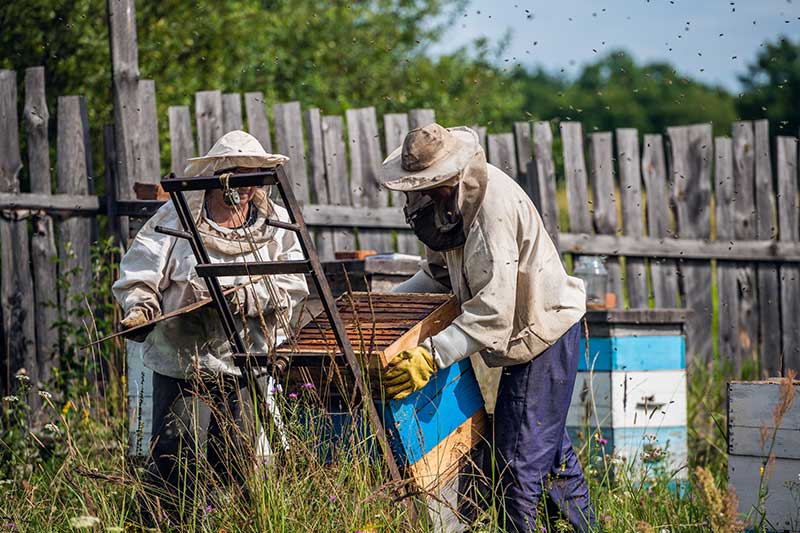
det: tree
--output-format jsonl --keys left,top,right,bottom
{"left": 737, "top": 36, "right": 800, "bottom": 135}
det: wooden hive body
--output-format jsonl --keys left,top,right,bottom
{"left": 279, "top": 292, "right": 488, "bottom": 530}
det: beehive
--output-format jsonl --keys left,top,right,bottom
{"left": 279, "top": 292, "right": 488, "bottom": 530}
{"left": 566, "top": 309, "right": 689, "bottom": 484}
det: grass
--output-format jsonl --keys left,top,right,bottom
{"left": 0, "top": 348, "right": 749, "bottom": 532}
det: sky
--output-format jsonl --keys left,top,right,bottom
{"left": 431, "top": 0, "right": 800, "bottom": 91}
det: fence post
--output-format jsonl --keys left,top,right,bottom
{"left": 777, "top": 136, "right": 800, "bottom": 374}
{"left": 196, "top": 90, "right": 223, "bottom": 156}
{"left": 384, "top": 112, "right": 419, "bottom": 255}
{"left": 107, "top": 0, "right": 140, "bottom": 239}
{"left": 715, "top": 136, "right": 740, "bottom": 369}
{"left": 24, "top": 67, "right": 60, "bottom": 388}
{"left": 56, "top": 96, "right": 94, "bottom": 349}
{"left": 0, "top": 69, "right": 37, "bottom": 399}
{"left": 274, "top": 101, "right": 309, "bottom": 204}
{"left": 321, "top": 115, "right": 356, "bottom": 252}
{"left": 222, "top": 93, "right": 243, "bottom": 133}
{"left": 616, "top": 129, "right": 648, "bottom": 308}
{"left": 588, "top": 132, "right": 622, "bottom": 307}
{"left": 305, "top": 108, "right": 334, "bottom": 261}
{"left": 641, "top": 134, "right": 679, "bottom": 308}
{"left": 667, "top": 124, "right": 714, "bottom": 366}
{"left": 530, "top": 121, "right": 560, "bottom": 248}
{"left": 754, "top": 120, "right": 781, "bottom": 377}
{"left": 347, "top": 107, "right": 392, "bottom": 252}
{"left": 244, "top": 92, "right": 273, "bottom": 152}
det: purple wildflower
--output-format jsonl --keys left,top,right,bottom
{"left": 329, "top": 495, "right": 336, "bottom": 502}
{"left": 4, "top": 523, "right": 17, "bottom": 531}
{"left": 597, "top": 436, "right": 608, "bottom": 445}
{"left": 288, "top": 392, "right": 298, "bottom": 400}
{"left": 301, "top": 382, "right": 315, "bottom": 390}
{"left": 204, "top": 504, "right": 214, "bottom": 513}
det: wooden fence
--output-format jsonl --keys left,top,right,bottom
{"left": 1, "top": 59, "right": 800, "bottom": 399}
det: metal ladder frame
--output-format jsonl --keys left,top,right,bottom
{"left": 156, "top": 165, "right": 405, "bottom": 488}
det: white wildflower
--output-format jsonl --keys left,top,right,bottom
{"left": 38, "top": 390, "right": 52, "bottom": 400}
{"left": 2, "top": 395, "right": 19, "bottom": 403}
{"left": 14, "top": 370, "right": 30, "bottom": 382}
{"left": 69, "top": 515, "right": 101, "bottom": 529}
{"left": 44, "top": 423, "right": 61, "bottom": 435}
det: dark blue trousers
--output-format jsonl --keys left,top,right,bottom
{"left": 494, "top": 323, "right": 595, "bottom": 532}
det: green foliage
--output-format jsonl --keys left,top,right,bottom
{"left": 514, "top": 50, "right": 738, "bottom": 136}
{"left": 737, "top": 36, "right": 800, "bottom": 136}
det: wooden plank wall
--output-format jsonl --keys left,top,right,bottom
{"left": 3, "top": 63, "right": 800, "bottom": 400}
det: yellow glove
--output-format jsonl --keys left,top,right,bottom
{"left": 382, "top": 346, "right": 436, "bottom": 400}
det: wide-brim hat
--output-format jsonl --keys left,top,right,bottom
{"left": 379, "top": 124, "right": 480, "bottom": 192}
{"left": 184, "top": 130, "right": 289, "bottom": 177}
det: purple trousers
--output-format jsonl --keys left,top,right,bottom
{"left": 494, "top": 323, "right": 595, "bottom": 532}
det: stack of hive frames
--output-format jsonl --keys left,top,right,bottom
{"left": 278, "top": 292, "right": 489, "bottom": 530}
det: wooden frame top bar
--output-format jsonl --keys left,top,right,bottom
{"left": 160, "top": 169, "right": 278, "bottom": 191}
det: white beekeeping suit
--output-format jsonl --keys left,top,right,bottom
{"left": 113, "top": 131, "right": 309, "bottom": 379}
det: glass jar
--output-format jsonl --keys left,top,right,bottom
{"left": 573, "top": 256, "right": 608, "bottom": 309}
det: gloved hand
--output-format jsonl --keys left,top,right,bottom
{"left": 382, "top": 346, "right": 436, "bottom": 400}
{"left": 119, "top": 306, "right": 157, "bottom": 343}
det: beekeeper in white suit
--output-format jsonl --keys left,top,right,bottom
{"left": 112, "top": 130, "right": 308, "bottom": 510}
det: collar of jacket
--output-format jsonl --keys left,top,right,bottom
{"left": 184, "top": 187, "right": 279, "bottom": 255}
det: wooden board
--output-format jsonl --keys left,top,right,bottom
{"left": 56, "top": 96, "right": 93, "bottom": 347}
{"left": 513, "top": 121, "right": 532, "bottom": 193}
{"left": 641, "top": 134, "right": 678, "bottom": 307}
{"left": 321, "top": 115, "right": 356, "bottom": 252}
{"left": 616, "top": 128, "right": 648, "bottom": 308}
{"left": 754, "top": 120, "right": 781, "bottom": 377}
{"left": 560, "top": 122, "right": 592, "bottom": 234}
{"left": 273, "top": 101, "right": 309, "bottom": 203}
{"left": 23, "top": 66, "right": 59, "bottom": 387}
{"left": 610, "top": 370, "right": 687, "bottom": 428}
{"left": 667, "top": 124, "right": 713, "bottom": 365}
{"left": 715, "top": 136, "right": 740, "bottom": 368}
{"left": 589, "top": 132, "right": 622, "bottom": 307}
{"left": 487, "top": 133, "right": 518, "bottom": 177}
{"left": 777, "top": 136, "right": 800, "bottom": 374}
{"left": 222, "top": 93, "right": 243, "bottom": 133}
{"left": 408, "top": 108, "right": 435, "bottom": 129}
{"left": 244, "top": 92, "right": 273, "bottom": 152}
{"left": 732, "top": 121, "right": 759, "bottom": 368}
{"left": 384, "top": 112, "right": 419, "bottom": 255}
{"left": 135, "top": 79, "right": 160, "bottom": 183}
{"left": 728, "top": 454, "right": 800, "bottom": 532}
{"left": 304, "top": 108, "right": 334, "bottom": 261}
{"left": 346, "top": 107, "right": 392, "bottom": 252}
{"left": 530, "top": 121, "right": 560, "bottom": 247}
{"left": 168, "top": 106, "right": 196, "bottom": 175}
{"left": 578, "top": 336, "right": 685, "bottom": 371}
{"left": 195, "top": 90, "right": 223, "bottom": 155}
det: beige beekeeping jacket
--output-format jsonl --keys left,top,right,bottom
{"left": 395, "top": 159, "right": 586, "bottom": 369}
{"left": 112, "top": 188, "right": 309, "bottom": 379}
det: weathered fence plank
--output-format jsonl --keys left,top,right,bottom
{"left": 222, "top": 93, "right": 243, "bottom": 133}
{"left": 244, "top": 92, "right": 272, "bottom": 152}
{"left": 715, "top": 136, "right": 740, "bottom": 367}
{"left": 668, "top": 124, "right": 713, "bottom": 365}
{"left": 641, "top": 134, "right": 679, "bottom": 308}
{"left": 777, "top": 136, "right": 800, "bottom": 374}
{"left": 754, "top": 120, "right": 781, "bottom": 377}
{"left": 530, "top": 121, "right": 560, "bottom": 247}
{"left": 616, "top": 129, "right": 648, "bottom": 308}
{"left": 195, "top": 90, "right": 223, "bottom": 156}
{"left": 732, "top": 121, "right": 759, "bottom": 368}
{"left": 304, "top": 108, "right": 333, "bottom": 261}
{"left": 273, "top": 102, "right": 309, "bottom": 204}
{"left": 135, "top": 80, "right": 160, "bottom": 183}
{"left": 0, "top": 70, "right": 37, "bottom": 397}
{"left": 514, "top": 121, "right": 532, "bottom": 195}
{"left": 24, "top": 67, "right": 59, "bottom": 387}
{"left": 561, "top": 122, "right": 593, "bottom": 234}
{"left": 56, "top": 96, "right": 93, "bottom": 348}
{"left": 487, "top": 133, "right": 518, "bottom": 178}
{"left": 321, "top": 115, "right": 356, "bottom": 252}
{"left": 384, "top": 113, "right": 419, "bottom": 255}
{"left": 168, "top": 106, "right": 196, "bottom": 175}
{"left": 347, "top": 107, "right": 392, "bottom": 252}
{"left": 108, "top": 0, "right": 140, "bottom": 225}
{"left": 589, "top": 132, "right": 622, "bottom": 307}
{"left": 408, "top": 108, "right": 435, "bottom": 129}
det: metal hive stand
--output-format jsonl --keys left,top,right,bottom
{"left": 156, "top": 165, "right": 405, "bottom": 487}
